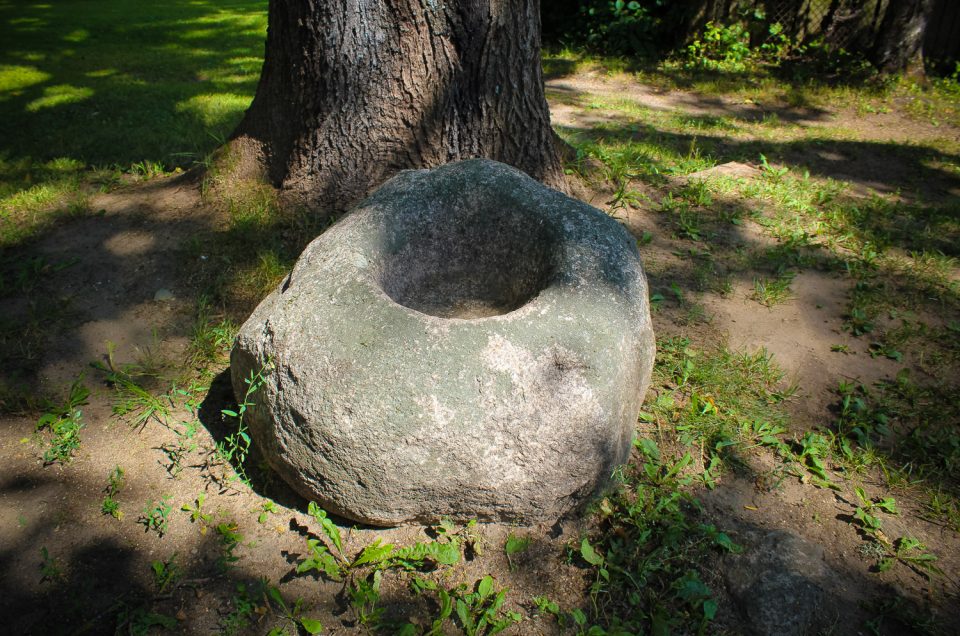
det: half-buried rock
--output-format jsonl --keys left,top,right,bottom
{"left": 231, "top": 159, "right": 655, "bottom": 526}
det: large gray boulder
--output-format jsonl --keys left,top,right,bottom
{"left": 231, "top": 159, "right": 655, "bottom": 526}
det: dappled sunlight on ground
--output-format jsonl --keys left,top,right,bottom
{"left": 0, "top": 6, "right": 958, "bottom": 634}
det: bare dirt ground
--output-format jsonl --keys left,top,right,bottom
{"left": 1, "top": 73, "right": 958, "bottom": 635}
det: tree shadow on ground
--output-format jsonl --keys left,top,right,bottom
{"left": 557, "top": 111, "right": 960, "bottom": 207}
{"left": 696, "top": 454, "right": 957, "bottom": 633}
{"left": 0, "top": 5, "right": 957, "bottom": 633}
{"left": 0, "top": 0, "right": 266, "bottom": 170}
{"left": 548, "top": 78, "right": 834, "bottom": 126}
{"left": 0, "top": 453, "right": 442, "bottom": 633}
{"left": 542, "top": 49, "right": 901, "bottom": 93}
{"left": 552, "top": 89, "right": 960, "bottom": 500}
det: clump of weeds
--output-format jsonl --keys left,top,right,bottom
{"left": 34, "top": 377, "right": 89, "bottom": 465}
{"left": 101, "top": 466, "right": 125, "bottom": 520}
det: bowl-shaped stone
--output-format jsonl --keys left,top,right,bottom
{"left": 231, "top": 159, "right": 655, "bottom": 526}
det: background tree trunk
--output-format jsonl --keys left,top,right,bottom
{"left": 229, "top": 0, "right": 565, "bottom": 216}
{"left": 871, "top": 0, "right": 933, "bottom": 76}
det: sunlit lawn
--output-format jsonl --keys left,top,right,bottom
{"left": 0, "top": 0, "right": 266, "bottom": 245}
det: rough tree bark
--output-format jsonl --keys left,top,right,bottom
{"left": 871, "top": 0, "right": 933, "bottom": 76}
{"left": 228, "top": 0, "right": 566, "bottom": 216}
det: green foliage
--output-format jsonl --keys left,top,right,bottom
{"left": 758, "top": 153, "right": 789, "bottom": 181}
{"left": 91, "top": 345, "right": 170, "bottom": 430}
{"left": 532, "top": 596, "right": 590, "bottom": 632}
{"left": 39, "top": 546, "right": 65, "bottom": 583}
{"left": 680, "top": 17, "right": 797, "bottom": 73}
{"left": 347, "top": 570, "right": 384, "bottom": 628}
{"left": 297, "top": 504, "right": 466, "bottom": 585}
{"left": 0, "top": 255, "right": 77, "bottom": 296}
{"left": 34, "top": 377, "right": 89, "bottom": 464}
{"left": 752, "top": 268, "right": 795, "bottom": 306}
{"left": 827, "top": 371, "right": 960, "bottom": 488}
{"left": 354, "top": 538, "right": 455, "bottom": 571}
{"left": 293, "top": 510, "right": 474, "bottom": 633}
{"left": 759, "top": 21, "right": 792, "bottom": 62}
{"left": 793, "top": 431, "right": 838, "bottom": 489}
{"left": 218, "top": 362, "right": 271, "bottom": 485}
{"left": 101, "top": 465, "right": 125, "bottom": 520}
{"left": 115, "top": 605, "right": 177, "bottom": 636}
{"left": 216, "top": 521, "right": 244, "bottom": 571}
{"left": 258, "top": 500, "right": 279, "bottom": 524}
{"left": 150, "top": 554, "right": 182, "bottom": 593}
{"left": 835, "top": 382, "right": 890, "bottom": 449}
{"left": 674, "top": 570, "right": 719, "bottom": 623}
{"left": 295, "top": 502, "right": 348, "bottom": 580}
{"left": 853, "top": 486, "right": 897, "bottom": 537}
{"left": 844, "top": 307, "right": 875, "bottom": 336}
{"left": 219, "top": 582, "right": 261, "bottom": 636}
{"left": 863, "top": 594, "right": 942, "bottom": 636}
{"left": 560, "top": 0, "right": 670, "bottom": 58}
{"left": 608, "top": 178, "right": 643, "bottom": 213}
{"left": 190, "top": 296, "right": 237, "bottom": 365}
{"left": 686, "top": 21, "right": 752, "bottom": 72}
{"left": 566, "top": 338, "right": 852, "bottom": 631}
{"left": 676, "top": 207, "right": 703, "bottom": 241}
{"left": 562, "top": 126, "right": 716, "bottom": 193}
{"left": 113, "top": 378, "right": 170, "bottom": 430}
{"left": 388, "top": 540, "right": 461, "bottom": 570}
{"left": 879, "top": 537, "right": 943, "bottom": 578}
{"left": 297, "top": 538, "right": 344, "bottom": 581}
{"left": 504, "top": 533, "right": 531, "bottom": 571}
{"left": 129, "top": 160, "right": 167, "bottom": 180}
{"left": 851, "top": 487, "right": 942, "bottom": 578}
{"left": 265, "top": 584, "right": 324, "bottom": 635}
{"left": 159, "top": 383, "right": 204, "bottom": 477}
{"left": 410, "top": 576, "right": 522, "bottom": 636}
{"left": 212, "top": 578, "right": 320, "bottom": 636}
{"left": 139, "top": 495, "right": 173, "bottom": 537}
{"left": 923, "top": 490, "right": 960, "bottom": 533}
{"left": 0, "top": 0, "right": 265, "bottom": 170}
{"left": 307, "top": 501, "right": 343, "bottom": 553}
{"left": 181, "top": 493, "right": 213, "bottom": 534}
{"left": 454, "top": 576, "right": 522, "bottom": 636}
{"left": 647, "top": 337, "right": 794, "bottom": 478}
{"left": 572, "top": 437, "right": 738, "bottom": 634}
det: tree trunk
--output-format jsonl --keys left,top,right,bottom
{"left": 871, "top": 0, "right": 933, "bottom": 76}
{"left": 229, "top": 0, "right": 565, "bottom": 217}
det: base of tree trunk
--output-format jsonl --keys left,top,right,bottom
{"left": 871, "top": 0, "right": 932, "bottom": 77}
{"left": 225, "top": 0, "right": 569, "bottom": 222}
{"left": 209, "top": 131, "right": 570, "bottom": 222}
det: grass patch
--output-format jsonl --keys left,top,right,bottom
{"left": 543, "top": 47, "right": 960, "bottom": 130}
{"left": 553, "top": 337, "right": 795, "bottom": 633}
{"left": 189, "top": 296, "right": 237, "bottom": 367}
{"left": 186, "top": 181, "right": 321, "bottom": 312}
{"left": 559, "top": 123, "right": 718, "bottom": 193}
{"left": 699, "top": 160, "right": 959, "bottom": 385}
{"left": 752, "top": 269, "right": 795, "bottom": 307}
{"left": 0, "top": 0, "right": 265, "bottom": 167}
{"left": 835, "top": 372, "right": 960, "bottom": 495}
{"left": 34, "top": 377, "right": 89, "bottom": 464}
{"left": 0, "top": 0, "right": 267, "bottom": 249}
{"left": 647, "top": 337, "right": 794, "bottom": 465}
